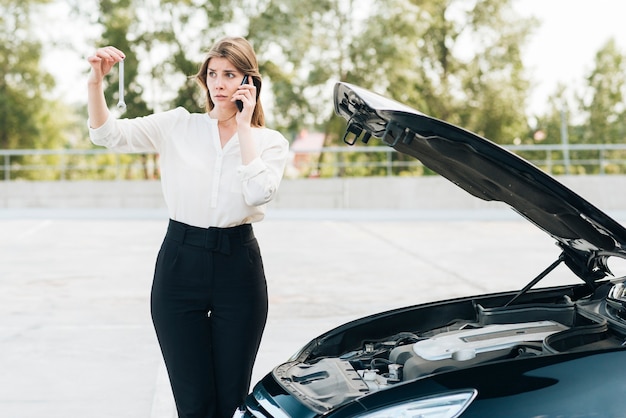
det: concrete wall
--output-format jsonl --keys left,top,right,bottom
{"left": 2, "top": 176, "right": 626, "bottom": 211}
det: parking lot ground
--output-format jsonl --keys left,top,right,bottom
{"left": 2, "top": 208, "right": 624, "bottom": 418}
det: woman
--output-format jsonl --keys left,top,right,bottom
{"left": 87, "top": 37, "right": 289, "bottom": 418}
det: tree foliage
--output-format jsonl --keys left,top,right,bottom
{"left": 0, "top": 0, "right": 58, "bottom": 149}
{"left": 243, "top": 0, "right": 537, "bottom": 145}
{"left": 580, "top": 38, "right": 626, "bottom": 145}
{"left": 3, "top": 0, "right": 626, "bottom": 179}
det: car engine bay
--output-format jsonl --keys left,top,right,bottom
{"left": 273, "top": 280, "right": 626, "bottom": 412}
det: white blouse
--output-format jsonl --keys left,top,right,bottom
{"left": 89, "top": 107, "right": 290, "bottom": 228}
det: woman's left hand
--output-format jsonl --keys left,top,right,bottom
{"left": 234, "top": 77, "right": 256, "bottom": 123}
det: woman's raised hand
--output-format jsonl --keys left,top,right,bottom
{"left": 87, "top": 46, "right": 126, "bottom": 84}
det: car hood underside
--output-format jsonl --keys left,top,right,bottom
{"left": 333, "top": 82, "right": 626, "bottom": 284}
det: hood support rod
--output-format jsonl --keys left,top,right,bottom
{"left": 504, "top": 252, "right": 566, "bottom": 307}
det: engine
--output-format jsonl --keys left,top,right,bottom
{"left": 345, "top": 320, "right": 568, "bottom": 390}
{"left": 274, "top": 285, "right": 626, "bottom": 412}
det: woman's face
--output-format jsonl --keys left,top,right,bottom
{"left": 206, "top": 57, "right": 245, "bottom": 111}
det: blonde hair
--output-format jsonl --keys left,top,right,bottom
{"left": 195, "top": 36, "right": 265, "bottom": 127}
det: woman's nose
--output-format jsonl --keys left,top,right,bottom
{"left": 214, "top": 76, "right": 225, "bottom": 88}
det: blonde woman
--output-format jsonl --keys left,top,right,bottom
{"left": 87, "top": 37, "right": 289, "bottom": 418}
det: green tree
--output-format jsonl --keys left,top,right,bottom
{"left": 246, "top": 0, "right": 351, "bottom": 135}
{"left": 577, "top": 38, "right": 626, "bottom": 174}
{"left": 247, "top": 0, "right": 375, "bottom": 174}
{"left": 97, "top": 0, "right": 152, "bottom": 118}
{"left": 38, "top": 0, "right": 566, "bottom": 178}
{"left": 519, "top": 84, "right": 572, "bottom": 174}
{"left": 248, "top": 0, "right": 535, "bottom": 137}
{"left": 350, "top": 0, "right": 535, "bottom": 144}
{"left": 525, "top": 37, "right": 626, "bottom": 176}
{"left": 245, "top": 0, "right": 536, "bottom": 176}
{"left": 0, "top": 0, "right": 56, "bottom": 149}
{"left": 91, "top": 0, "right": 239, "bottom": 113}
{"left": 163, "top": 0, "right": 240, "bottom": 112}
{"left": 579, "top": 38, "right": 626, "bottom": 145}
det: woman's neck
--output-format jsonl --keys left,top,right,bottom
{"left": 210, "top": 110, "right": 237, "bottom": 126}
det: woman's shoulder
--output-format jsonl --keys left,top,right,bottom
{"left": 141, "top": 107, "right": 191, "bottom": 124}
{"left": 163, "top": 106, "right": 199, "bottom": 119}
{"left": 155, "top": 107, "right": 208, "bottom": 120}
{"left": 151, "top": 107, "right": 211, "bottom": 129}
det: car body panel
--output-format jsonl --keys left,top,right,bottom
{"left": 350, "top": 349, "right": 626, "bottom": 418}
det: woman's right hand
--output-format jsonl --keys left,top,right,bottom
{"left": 87, "top": 46, "right": 125, "bottom": 129}
{"left": 87, "top": 46, "right": 126, "bottom": 85}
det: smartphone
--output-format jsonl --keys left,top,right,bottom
{"left": 236, "top": 75, "right": 248, "bottom": 112}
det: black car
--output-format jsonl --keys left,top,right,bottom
{"left": 239, "top": 82, "right": 626, "bottom": 418}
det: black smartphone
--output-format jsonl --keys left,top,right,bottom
{"left": 236, "top": 75, "right": 248, "bottom": 112}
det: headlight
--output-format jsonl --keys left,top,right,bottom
{"left": 355, "top": 389, "right": 477, "bottom": 418}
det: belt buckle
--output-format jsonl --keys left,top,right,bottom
{"left": 204, "top": 228, "right": 219, "bottom": 251}
{"left": 204, "top": 228, "right": 230, "bottom": 255}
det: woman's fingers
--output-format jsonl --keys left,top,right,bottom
{"left": 234, "top": 89, "right": 253, "bottom": 111}
{"left": 236, "top": 81, "right": 256, "bottom": 104}
{"left": 94, "top": 46, "right": 126, "bottom": 62}
{"left": 87, "top": 46, "right": 126, "bottom": 81}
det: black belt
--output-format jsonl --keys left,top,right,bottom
{"left": 165, "top": 219, "right": 254, "bottom": 255}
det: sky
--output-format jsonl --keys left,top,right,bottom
{"left": 43, "top": 0, "right": 626, "bottom": 117}
{"left": 513, "top": 0, "right": 626, "bottom": 115}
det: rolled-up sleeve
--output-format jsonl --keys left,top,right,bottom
{"left": 237, "top": 130, "right": 289, "bottom": 207}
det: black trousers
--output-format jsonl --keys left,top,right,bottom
{"left": 151, "top": 219, "right": 268, "bottom": 418}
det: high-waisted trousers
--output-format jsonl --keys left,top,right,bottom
{"left": 151, "top": 219, "right": 268, "bottom": 418}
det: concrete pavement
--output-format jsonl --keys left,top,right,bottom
{"left": 2, "top": 208, "right": 624, "bottom": 418}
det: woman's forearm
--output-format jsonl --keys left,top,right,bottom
{"left": 87, "top": 80, "right": 110, "bottom": 129}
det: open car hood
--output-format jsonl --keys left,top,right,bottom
{"left": 334, "top": 82, "right": 626, "bottom": 284}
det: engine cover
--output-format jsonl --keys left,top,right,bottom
{"left": 390, "top": 321, "right": 568, "bottom": 380}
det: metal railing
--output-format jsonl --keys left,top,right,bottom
{"left": 3, "top": 143, "right": 626, "bottom": 180}
{"left": 0, "top": 149, "right": 159, "bottom": 181}
{"left": 505, "top": 143, "right": 626, "bottom": 175}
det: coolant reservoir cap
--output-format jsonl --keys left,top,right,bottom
{"left": 452, "top": 348, "right": 476, "bottom": 361}
{"left": 362, "top": 370, "right": 378, "bottom": 381}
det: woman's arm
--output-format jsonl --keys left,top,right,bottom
{"left": 86, "top": 45, "right": 180, "bottom": 154}
{"left": 238, "top": 130, "right": 290, "bottom": 207}
{"left": 87, "top": 46, "right": 125, "bottom": 129}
